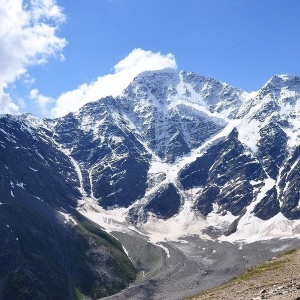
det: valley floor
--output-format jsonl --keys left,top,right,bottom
{"left": 101, "top": 233, "right": 300, "bottom": 300}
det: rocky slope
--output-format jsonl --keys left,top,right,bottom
{"left": 188, "top": 248, "right": 300, "bottom": 300}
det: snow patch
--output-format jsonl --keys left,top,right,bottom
{"left": 220, "top": 213, "right": 300, "bottom": 243}
{"left": 69, "top": 156, "right": 87, "bottom": 197}
{"left": 80, "top": 204, "right": 129, "bottom": 233}
{"left": 34, "top": 196, "right": 44, "bottom": 202}
{"left": 156, "top": 243, "right": 170, "bottom": 258}
{"left": 122, "top": 245, "right": 133, "bottom": 262}
{"left": 16, "top": 182, "right": 25, "bottom": 189}
{"left": 58, "top": 212, "right": 77, "bottom": 225}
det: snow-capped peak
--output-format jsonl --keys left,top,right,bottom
{"left": 2, "top": 69, "right": 299, "bottom": 245}
{"left": 259, "top": 74, "right": 300, "bottom": 97}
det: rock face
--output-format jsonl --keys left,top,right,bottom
{"left": 0, "top": 69, "right": 300, "bottom": 297}
{"left": 144, "top": 183, "right": 181, "bottom": 219}
{"left": 180, "top": 128, "right": 266, "bottom": 216}
{"left": 1, "top": 70, "right": 300, "bottom": 222}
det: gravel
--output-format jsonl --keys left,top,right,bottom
{"left": 101, "top": 233, "right": 300, "bottom": 300}
{"left": 189, "top": 248, "right": 300, "bottom": 300}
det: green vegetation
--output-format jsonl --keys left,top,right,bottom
{"left": 230, "top": 258, "right": 290, "bottom": 284}
{"left": 0, "top": 196, "right": 136, "bottom": 300}
{"left": 74, "top": 288, "right": 85, "bottom": 300}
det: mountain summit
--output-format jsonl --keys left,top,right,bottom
{"left": 1, "top": 69, "right": 300, "bottom": 230}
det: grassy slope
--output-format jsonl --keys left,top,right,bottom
{"left": 0, "top": 195, "right": 136, "bottom": 300}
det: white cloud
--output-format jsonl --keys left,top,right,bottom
{"left": 0, "top": 88, "right": 20, "bottom": 114}
{"left": 29, "top": 88, "right": 53, "bottom": 116}
{"left": 0, "top": 0, "right": 66, "bottom": 114}
{"left": 51, "top": 48, "right": 177, "bottom": 117}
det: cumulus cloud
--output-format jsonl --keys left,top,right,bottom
{"left": 0, "top": 88, "right": 20, "bottom": 114}
{"left": 29, "top": 88, "right": 54, "bottom": 116}
{"left": 0, "top": 0, "right": 66, "bottom": 114}
{"left": 51, "top": 48, "right": 177, "bottom": 117}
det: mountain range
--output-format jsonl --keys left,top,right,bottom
{"left": 0, "top": 68, "right": 299, "bottom": 299}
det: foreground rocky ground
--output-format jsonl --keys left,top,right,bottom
{"left": 187, "top": 248, "right": 300, "bottom": 300}
{"left": 101, "top": 233, "right": 300, "bottom": 300}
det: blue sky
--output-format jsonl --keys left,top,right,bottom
{"left": 1, "top": 0, "right": 300, "bottom": 117}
